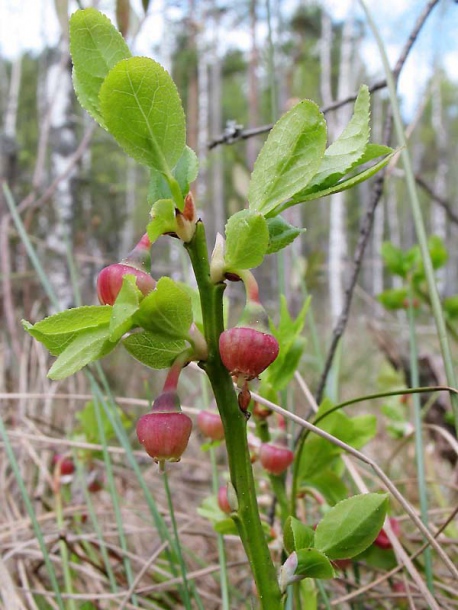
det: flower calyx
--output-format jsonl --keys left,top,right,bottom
{"left": 136, "top": 391, "right": 193, "bottom": 471}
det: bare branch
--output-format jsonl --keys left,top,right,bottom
{"left": 208, "top": 79, "right": 387, "bottom": 150}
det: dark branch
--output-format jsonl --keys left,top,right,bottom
{"left": 415, "top": 174, "right": 458, "bottom": 226}
{"left": 208, "top": 80, "right": 387, "bottom": 150}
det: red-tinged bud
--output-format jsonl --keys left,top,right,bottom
{"left": 252, "top": 402, "right": 273, "bottom": 419}
{"left": 219, "top": 326, "right": 279, "bottom": 380}
{"left": 197, "top": 410, "right": 225, "bottom": 441}
{"left": 52, "top": 454, "right": 75, "bottom": 477}
{"left": 374, "top": 517, "right": 401, "bottom": 550}
{"left": 176, "top": 193, "right": 198, "bottom": 242}
{"left": 259, "top": 441, "right": 294, "bottom": 475}
{"left": 217, "top": 485, "right": 231, "bottom": 513}
{"left": 97, "top": 263, "right": 156, "bottom": 305}
{"left": 136, "top": 391, "right": 193, "bottom": 468}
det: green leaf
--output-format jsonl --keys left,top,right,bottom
{"left": 298, "top": 400, "right": 377, "bottom": 481}
{"left": 354, "top": 143, "right": 393, "bottom": 165}
{"left": 284, "top": 517, "right": 315, "bottom": 554}
{"left": 173, "top": 146, "right": 199, "bottom": 196}
{"left": 133, "top": 277, "right": 193, "bottom": 340}
{"left": 264, "top": 296, "right": 309, "bottom": 390}
{"left": 123, "top": 331, "right": 187, "bottom": 369}
{"left": 305, "top": 85, "right": 371, "bottom": 191}
{"left": 148, "top": 146, "right": 199, "bottom": 205}
{"left": 214, "top": 518, "right": 239, "bottom": 536}
{"left": 443, "top": 295, "right": 458, "bottom": 320}
{"left": 109, "top": 275, "right": 141, "bottom": 342}
{"left": 377, "top": 287, "right": 408, "bottom": 310}
{"left": 428, "top": 235, "right": 448, "bottom": 269}
{"left": 380, "top": 242, "right": 418, "bottom": 278}
{"left": 280, "top": 549, "right": 335, "bottom": 590}
{"left": 48, "top": 326, "right": 116, "bottom": 380}
{"left": 23, "top": 306, "right": 112, "bottom": 356}
{"left": 76, "top": 400, "right": 130, "bottom": 444}
{"left": 248, "top": 100, "right": 327, "bottom": 216}
{"left": 224, "top": 209, "right": 269, "bottom": 270}
{"left": 314, "top": 493, "right": 389, "bottom": 559}
{"left": 176, "top": 283, "right": 204, "bottom": 330}
{"left": 290, "top": 150, "right": 396, "bottom": 208}
{"left": 69, "top": 8, "right": 131, "bottom": 127}
{"left": 304, "top": 470, "right": 348, "bottom": 506}
{"left": 99, "top": 56, "right": 186, "bottom": 173}
{"left": 147, "top": 199, "right": 177, "bottom": 244}
{"left": 266, "top": 336, "right": 305, "bottom": 391}
{"left": 266, "top": 216, "right": 305, "bottom": 254}
{"left": 294, "top": 548, "right": 335, "bottom": 579}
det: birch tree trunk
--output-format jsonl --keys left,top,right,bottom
{"left": 247, "top": 0, "right": 259, "bottom": 170}
{"left": 45, "top": 43, "right": 78, "bottom": 312}
{"left": 0, "top": 54, "right": 22, "bottom": 187}
{"left": 208, "top": 2, "right": 224, "bottom": 239}
{"left": 197, "top": 3, "right": 209, "bottom": 208}
{"left": 321, "top": 10, "right": 355, "bottom": 323}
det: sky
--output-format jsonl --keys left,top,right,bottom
{"left": 1, "top": 0, "right": 457, "bottom": 119}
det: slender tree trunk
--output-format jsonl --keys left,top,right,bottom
{"left": 197, "top": 3, "right": 209, "bottom": 208}
{"left": 1, "top": 54, "right": 21, "bottom": 188}
{"left": 208, "top": 2, "right": 224, "bottom": 239}
{"left": 322, "top": 10, "right": 355, "bottom": 323}
{"left": 45, "top": 42, "right": 78, "bottom": 312}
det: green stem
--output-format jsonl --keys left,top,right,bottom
{"left": 209, "top": 447, "right": 230, "bottom": 610}
{"left": 163, "top": 471, "right": 193, "bottom": 609}
{"left": 185, "top": 222, "right": 283, "bottom": 610}
{"left": 407, "top": 286, "right": 434, "bottom": 593}
{"left": 54, "top": 483, "right": 76, "bottom": 610}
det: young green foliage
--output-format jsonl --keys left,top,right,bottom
{"left": 303, "top": 85, "right": 371, "bottom": 191}
{"left": 248, "top": 100, "right": 327, "bottom": 217}
{"left": 108, "top": 275, "right": 142, "bottom": 342}
{"left": 133, "top": 277, "right": 193, "bottom": 340}
{"left": 23, "top": 306, "right": 112, "bottom": 356}
{"left": 224, "top": 209, "right": 269, "bottom": 270}
{"left": 69, "top": 8, "right": 131, "bottom": 127}
{"left": 283, "top": 516, "right": 315, "bottom": 554}
{"left": 314, "top": 493, "right": 389, "bottom": 559}
{"left": 123, "top": 332, "right": 188, "bottom": 369}
{"left": 100, "top": 57, "right": 186, "bottom": 186}
{"left": 265, "top": 216, "right": 305, "bottom": 255}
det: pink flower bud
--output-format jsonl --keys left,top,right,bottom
{"left": 259, "top": 441, "right": 294, "bottom": 475}
{"left": 97, "top": 263, "right": 156, "bottom": 305}
{"left": 136, "top": 392, "right": 192, "bottom": 466}
{"left": 197, "top": 410, "right": 225, "bottom": 441}
{"left": 219, "top": 326, "right": 279, "bottom": 380}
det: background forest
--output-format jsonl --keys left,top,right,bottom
{"left": 1, "top": 0, "right": 458, "bottom": 609}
